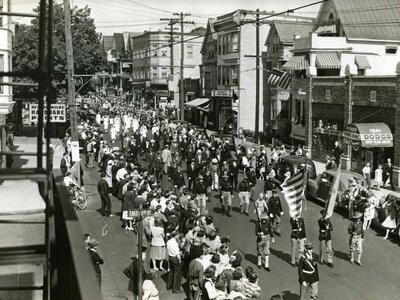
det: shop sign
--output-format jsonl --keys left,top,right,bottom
{"left": 277, "top": 90, "right": 290, "bottom": 101}
{"left": 127, "top": 210, "right": 152, "bottom": 219}
{"left": 29, "top": 104, "right": 66, "bottom": 123}
{"left": 211, "top": 90, "right": 233, "bottom": 97}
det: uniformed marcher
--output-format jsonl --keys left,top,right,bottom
{"left": 220, "top": 173, "right": 233, "bottom": 217}
{"left": 298, "top": 242, "right": 319, "bottom": 300}
{"left": 192, "top": 174, "right": 207, "bottom": 213}
{"left": 318, "top": 209, "right": 334, "bottom": 267}
{"left": 348, "top": 211, "right": 364, "bottom": 265}
{"left": 268, "top": 189, "right": 283, "bottom": 235}
{"left": 255, "top": 213, "right": 275, "bottom": 271}
{"left": 290, "top": 217, "right": 306, "bottom": 266}
{"left": 237, "top": 177, "right": 251, "bottom": 215}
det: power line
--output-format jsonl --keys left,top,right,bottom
{"left": 95, "top": 22, "right": 167, "bottom": 28}
{"left": 124, "top": 0, "right": 174, "bottom": 14}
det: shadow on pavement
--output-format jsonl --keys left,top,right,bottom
{"left": 333, "top": 249, "right": 349, "bottom": 261}
{"left": 213, "top": 207, "right": 224, "bottom": 215}
{"left": 282, "top": 290, "right": 300, "bottom": 300}
{"left": 244, "top": 253, "right": 258, "bottom": 265}
{"left": 270, "top": 248, "right": 293, "bottom": 266}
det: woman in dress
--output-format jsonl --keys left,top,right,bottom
{"left": 149, "top": 219, "right": 166, "bottom": 271}
{"left": 381, "top": 196, "right": 398, "bottom": 239}
{"left": 374, "top": 164, "right": 383, "bottom": 190}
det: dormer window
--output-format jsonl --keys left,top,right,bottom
{"left": 328, "top": 13, "right": 335, "bottom": 23}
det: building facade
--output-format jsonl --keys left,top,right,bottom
{"left": 130, "top": 30, "right": 202, "bottom": 108}
{"left": 263, "top": 20, "right": 313, "bottom": 144}
{"left": 284, "top": 0, "right": 400, "bottom": 187}
{"left": 0, "top": 0, "right": 14, "bottom": 168}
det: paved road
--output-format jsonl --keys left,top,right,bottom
{"left": 77, "top": 140, "right": 400, "bottom": 300}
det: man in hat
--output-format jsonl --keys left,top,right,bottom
{"left": 192, "top": 174, "right": 207, "bottom": 212}
{"left": 220, "top": 172, "right": 233, "bottom": 217}
{"left": 238, "top": 177, "right": 251, "bottom": 215}
{"left": 187, "top": 160, "right": 198, "bottom": 191}
{"left": 298, "top": 242, "right": 319, "bottom": 300}
{"left": 166, "top": 230, "right": 183, "bottom": 293}
{"left": 255, "top": 213, "right": 275, "bottom": 271}
{"left": 86, "top": 237, "right": 104, "bottom": 287}
{"left": 318, "top": 209, "right": 334, "bottom": 267}
{"left": 348, "top": 211, "right": 364, "bottom": 265}
{"left": 97, "top": 172, "right": 113, "bottom": 217}
{"left": 268, "top": 189, "right": 283, "bottom": 236}
{"left": 172, "top": 165, "right": 186, "bottom": 195}
{"left": 229, "top": 155, "right": 240, "bottom": 191}
{"left": 123, "top": 245, "right": 147, "bottom": 300}
{"left": 290, "top": 217, "right": 306, "bottom": 266}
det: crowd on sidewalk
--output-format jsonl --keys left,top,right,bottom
{"left": 58, "top": 97, "right": 399, "bottom": 300}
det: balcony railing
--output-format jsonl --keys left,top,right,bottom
{"left": 293, "top": 33, "right": 348, "bottom": 51}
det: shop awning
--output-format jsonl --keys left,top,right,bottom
{"left": 184, "top": 98, "right": 210, "bottom": 112}
{"left": 282, "top": 56, "right": 307, "bottom": 71}
{"left": 342, "top": 123, "right": 393, "bottom": 148}
{"left": 355, "top": 55, "right": 371, "bottom": 69}
{"left": 315, "top": 53, "right": 341, "bottom": 69}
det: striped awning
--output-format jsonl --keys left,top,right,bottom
{"left": 185, "top": 98, "right": 210, "bottom": 112}
{"left": 282, "top": 56, "right": 307, "bottom": 71}
{"left": 315, "top": 53, "right": 340, "bottom": 69}
{"left": 355, "top": 55, "right": 371, "bottom": 69}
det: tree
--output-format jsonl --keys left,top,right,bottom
{"left": 13, "top": 3, "right": 107, "bottom": 99}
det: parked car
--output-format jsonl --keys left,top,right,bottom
{"left": 275, "top": 156, "right": 317, "bottom": 183}
{"left": 307, "top": 169, "right": 365, "bottom": 206}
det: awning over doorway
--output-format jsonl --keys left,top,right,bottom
{"left": 315, "top": 53, "right": 340, "bottom": 69}
{"left": 282, "top": 56, "right": 307, "bottom": 71}
{"left": 184, "top": 98, "right": 210, "bottom": 112}
{"left": 342, "top": 123, "right": 393, "bottom": 148}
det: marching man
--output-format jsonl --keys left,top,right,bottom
{"left": 290, "top": 216, "right": 306, "bottom": 266}
{"left": 298, "top": 242, "right": 319, "bottom": 300}
{"left": 318, "top": 209, "right": 334, "bottom": 267}
{"left": 348, "top": 211, "right": 364, "bottom": 266}
{"left": 255, "top": 213, "right": 275, "bottom": 271}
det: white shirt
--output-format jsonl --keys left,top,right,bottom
{"left": 166, "top": 238, "right": 180, "bottom": 258}
{"left": 116, "top": 168, "right": 128, "bottom": 182}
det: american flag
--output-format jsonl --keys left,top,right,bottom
{"left": 280, "top": 170, "right": 306, "bottom": 218}
{"left": 323, "top": 163, "right": 341, "bottom": 219}
{"left": 266, "top": 69, "right": 292, "bottom": 90}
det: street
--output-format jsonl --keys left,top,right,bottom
{"left": 76, "top": 134, "right": 400, "bottom": 300}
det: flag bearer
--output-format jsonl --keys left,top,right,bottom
{"left": 318, "top": 210, "right": 334, "bottom": 267}
{"left": 290, "top": 217, "right": 306, "bottom": 266}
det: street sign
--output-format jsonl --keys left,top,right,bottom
{"left": 127, "top": 210, "right": 152, "bottom": 218}
{"left": 29, "top": 104, "right": 66, "bottom": 123}
{"left": 212, "top": 90, "right": 233, "bottom": 97}
{"left": 71, "top": 141, "right": 80, "bottom": 162}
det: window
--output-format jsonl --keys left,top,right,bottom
{"left": 187, "top": 45, "right": 193, "bottom": 58}
{"left": 218, "top": 66, "right": 222, "bottom": 85}
{"left": 325, "top": 89, "right": 331, "bottom": 100}
{"left": 357, "top": 68, "right": 365, "bottom": 76}
{"left": 152, "top": 67, "right": 158, "bottom": 78}
{"left": 218, "top": 36, "right": 223, "bottom": 54}
{"left": 161, "top": 48, "right": 167, "bottom": 56}
{"left": 152, "top": 44, "right": 158, "bottom": 57}
{"left": 0, "top": 0, "right": 3, "bottom": 26}
{"left": 0, "top": 54, "right": 3, "bottom": 93}
{"left": 385, "top": 46, "right": 397, "bottom": 54}
{"left": 231, "top": 66, "right": 238, "bottom": 85}
{"left": 161, "top": 67, "right": 168, "bottom": 78}
{"left": 232, "top": 32, "right": 239, "bottom": 52}
{"left": 221, "top": 66, "right": 226, "bottom": 85}
{"left": 370, "top": 90, "right": 377, "bottom": 102}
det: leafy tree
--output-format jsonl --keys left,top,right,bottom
{"left": 13, "top": 3, "right": 106, "bottom": 99}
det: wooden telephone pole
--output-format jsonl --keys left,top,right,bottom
{"left": 64, "top": 0, "right": 81, "bottom": 185}
{"left": 173, "top": 12, "right": 194, "bottom": 121}
{"left": 160, "top": 18, "right": 179, "bottom": 74}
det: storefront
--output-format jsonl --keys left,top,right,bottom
{"left": 210, "top": 90, "right": 236, "bottom": 133}
{"left": 342, "top": 123, "right": 393, "bottom": 173}
{"left": 184, "top": 98, "right": 210, "bottom": 128}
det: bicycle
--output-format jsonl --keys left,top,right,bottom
{"left": 68, "top": 185, "right": 88, "bottom": 210}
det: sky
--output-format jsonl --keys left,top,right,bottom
{"left": 12, "top": 0, "right": 320, "bottom": 35}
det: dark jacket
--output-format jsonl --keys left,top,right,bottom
{"left": 237, "top": 179, "right": 251, "bottom": 192}
{"left": 255, "top": 219, "right": 274, "bottom": 241}
{"left": 123, "top": 257, "right": 145, "bottom": 294}
{"left": 192, "top": 179, "right": 207, "bottom": 194}
{"left": 268, "top": 195, "right": 283, "bottom": 218}
{"left": 97, "top": 178, "right": 109, "bottom": 198}
{"left": 88, "top": 248, "right": 104, "bottom": 274}
{"left": 298, "top": 255, "right": 319, "bottom": 283}
{"left": 290, "top": 217, "right": 306, "bottom": 239}
{"left": 318, "top": 217, "right": 333, "bottom": 241}
{"left": 220, "top": 178, "right": 233, "bottom": 193}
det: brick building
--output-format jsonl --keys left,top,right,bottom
{"left": 284, "top": 0, "right": 400, "bottom": 187}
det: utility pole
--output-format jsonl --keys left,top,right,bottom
{"left": 255, "top": 8, "right": 260, "bottom": 144}
{"left": 64, "top": 0, "right": 80, "bottom": 186}
{"left": 173, "top": 12, "right": 194, "bottom": 120}
{"left": 161, "top": 18, "right": 178, "bottom": 74}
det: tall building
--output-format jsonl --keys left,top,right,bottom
{"left": 0, "top": 0, "right": 14, "bottom": 168}
{"left": 130, "top": 30, "right": 202, "bottom": 107}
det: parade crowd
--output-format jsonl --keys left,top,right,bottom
{"left": 59, "top": 97, "right": 399, "bottom": 300}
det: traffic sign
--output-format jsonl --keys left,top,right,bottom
{"left": 127, "top": 210, "right": 152, "bottom": 218}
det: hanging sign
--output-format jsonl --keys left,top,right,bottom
{"left": 29, "top": 104, "right": 66, "bottom": 123}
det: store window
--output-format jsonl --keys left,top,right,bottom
{"left": 231, "top": 66, "right": 238, "bottom": 85}
{"left": 0, "top": 54, "right": 3, "bottom": 94}
{"left": 218, "top": 35, "right": 223, "bottom": 54}
{"left": 217, "top": 66, "right": 222, "bottom": 85}
{"left": 325, "top": 89, "right": 331, "bottom": 100}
